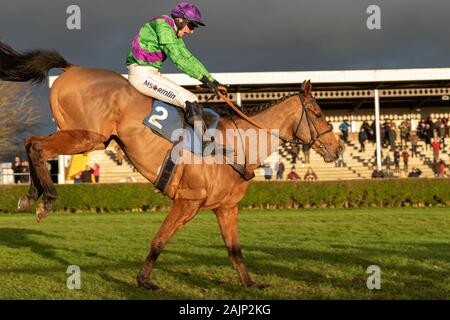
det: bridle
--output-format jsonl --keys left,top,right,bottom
{"left": 274, "top": 92, "right": 336, "bottom": 158}
{"left": 216, "top": 90, "right": 338, "bottom": 179}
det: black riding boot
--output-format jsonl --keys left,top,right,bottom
{"left": 184, "top": 101, "right": 215, "bottom": 155}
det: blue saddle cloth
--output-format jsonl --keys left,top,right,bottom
{"left": 143, "top": 100, "right": 220, "bottom": 156}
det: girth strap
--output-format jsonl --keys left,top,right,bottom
{"left": 155, "top": 148, "right": 177, "bottom": 194}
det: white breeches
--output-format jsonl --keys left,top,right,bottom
{"left": 127, "top": 64, "right": 198, "bottom": 109}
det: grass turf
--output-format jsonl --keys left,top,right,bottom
{"left": 0, "top": 207, "right": 449, "bottom": 299}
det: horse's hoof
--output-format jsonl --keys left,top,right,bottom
{"left": 137, "top": 278, "right": 160, "bottom": 291}
{"left": 35, "top": 203, "right": 48, "bottom": 223}
{"left": 18, "top": 197, "right": 33, "bottom": 212}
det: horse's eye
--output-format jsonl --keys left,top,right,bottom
{"left": 316, "top": 112, "right": 322, "bottom": 118}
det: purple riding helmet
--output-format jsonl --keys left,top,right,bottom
{"left": 171, "top": 2, "right": 205, "bottom": 27}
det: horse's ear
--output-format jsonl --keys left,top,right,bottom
{"left": 300, "top": 80, "right": 312, "bottom": 96}
{"left": 301, "top": 80, "right": 307, "bottom": 93}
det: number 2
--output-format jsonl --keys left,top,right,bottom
{"left": 149, "top": 106, "right": 168, "bottom": 130}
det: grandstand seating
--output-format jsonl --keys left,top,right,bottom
{"left": 67, "top": 133, "right": 449, "bottom": 183}
{"left": 258, "top": 134, "right": 450, "bottom": 180}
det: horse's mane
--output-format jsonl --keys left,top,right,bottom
{"left": 207, "top": 93, "right": 297, "bottom": 118}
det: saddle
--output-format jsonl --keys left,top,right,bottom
{"left": 143, "top": 100, "right": 254, "bottom": 193}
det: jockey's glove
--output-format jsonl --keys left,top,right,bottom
{"left": 200, "top": 76, "right": 228, "bottom": 96}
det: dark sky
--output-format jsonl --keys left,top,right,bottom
{"left": 1, "top": 0, "right": 450, "bottom": 134}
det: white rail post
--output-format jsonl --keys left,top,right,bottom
{"left": 374, "top": 89, "right": 382, "bottom": 168}
{"left": 58, "top": 155, "right": 66, "bottom": 184}
{"left": 236, "top": 92, "right": 242, "bottom": 107}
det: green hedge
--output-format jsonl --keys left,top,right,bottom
{"left": 1, "top": 179, "right": 449, "bottom": 213}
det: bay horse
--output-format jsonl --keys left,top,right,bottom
{"left": 0, "top": 41, "right": 341, "bottom": 289}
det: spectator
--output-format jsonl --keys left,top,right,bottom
{"left": 274, "top": 159, "right": 285, "bottom": 180}
{"left": 410, "top": 132, "right": 419, "bottom": 158}
{"left": 19, "top": 161, "right": 30, "bottom": 184}
{"left": 12, "top": 156, "right": 22, "bottom": 184}
{"left": 393, "top": 148, "right": 400, "bottom": 173}
{"left": 74, "top": 172, "right": 82, "bottom": 184}
{"left": 401, "top": 147, "right": 409, "bottom": 171}
{"left": 339, "top": 119, "right": 351, "bottom": 143}
{"left": 369, "top": 120, "right": 377, "bottom": 143}
{"left": 80, "top": 165, "right": 94, "bottom": 183}
{"left": 399, "top": 120, "right": 410, "bottom": 148}
{"left": 383, "top": 155, "right": 391, "bottom": 173}
{"left": 408, "top": 167, "right": 422, "bottom": 178}
{"left": 287, "top": 167, "right": 301, "bottom": 180}
{"left": 360, "top": 121, "right": 371, "bottom": 141}
{"left": 302, "top": 144, "right": 310, "bottom": 165}
{"left": 290, "top": 144, "right": 300, "bottom": 165}
{"left": 423, "top": 123, "right": 433, "bottom": 150}
{"left": 432, "top": 160, "right": 440, "bottom": 177}
{"left": 443, "top": 117, "right": 449, "bottom": 138}
{"left": 371, "top": 165, "right": 384, "bottom": 179}
{"left": 335, "top": 139, "right": 345, "bottom": 167}
{"left": 435, "top": 118, "right": 445, "bottom": 150}
{"left": 387, "top": 124, "right": 397, "bottom": 151}
{"left": 115, "top": 145, "right": 124, "bottom": 165}
{"left": 438, "top": 159, "right": 446, "bottom": 177}
{"left": 390, "top": 120, "right": 399, "bottom": 144}
{"left": 358, "top": 129, "right": 367, "bottom": 152}
{"left": 425, "top": 116, "right": 434, "bottom": 127}
{"left": 263, "top": 163, "right": 273, "bottom": 181}
{"left": 431, "top": 138, "right": 441, "bottom": 162}
{"left": 93, "top": 163, "right": 101, "bottom": 183}
{"left": 417, "top": 118, "right": 425, "bottom": 139}
{"left": 304, "top": 167, "right": 318, "bottom": 181}
{"left": 381, "top": 120, "right": 389, "bottom": 148}
{"left": 389, "top": 120, "right": 398, "bottom": 135}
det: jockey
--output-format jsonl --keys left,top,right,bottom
{"left": 126, "top": 2, "right": 226, "bottom": 151}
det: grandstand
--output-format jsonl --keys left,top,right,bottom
{"left": 62, "top": 133, "right": 447, "bottom": 184}
{"left": 6, "top": 67, "right": 447, "bottom": 184}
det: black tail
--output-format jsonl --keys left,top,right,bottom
{"left": 0, "top": 41, "right": 72, "bottom": 84}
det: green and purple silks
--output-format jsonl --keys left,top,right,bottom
{"left": 126, "top": 15, "right": 214, "bottom": 82}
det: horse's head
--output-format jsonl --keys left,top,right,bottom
{"left": 292, "top": 80, "right": 342, "bottom": 162}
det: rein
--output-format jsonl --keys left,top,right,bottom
{"left": 217, "top": 92, "right": 265, "bottom": 129}
{"left": 217, "top": 91, "right": 333, "bottom": 149}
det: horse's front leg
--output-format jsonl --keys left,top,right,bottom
{"left": 137, "top": 199, "right": 202, "bottom": 290}
{"left": 213, "top": 205, "right": 264, "bottom": 288}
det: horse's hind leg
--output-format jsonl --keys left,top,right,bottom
{"left": 137, "top": 199, "right": 202, "bottom": 290}
{"left": 213, "top": 205, "right": 260, "bottom": 288}
{"left": 18, "top": 136, "right": 48, "bottom": 212}
{"left": 20, "top": 130, "right": 107, "bottom": 221}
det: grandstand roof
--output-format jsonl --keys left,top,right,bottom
{"left": 48, "top": 68, "right": 450, "bottom": 110}
{"left": 155, "top": 68, "right": 450, "bottom": 86}
{"left": 49, "top": 68, "right": 450, "bottom": 88}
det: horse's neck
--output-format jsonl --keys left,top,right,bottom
{"left": 250, "top": 95, "right": 300, "bottom": 132}
{"left": 233, "top": 96, "right": 300, "bottom": 171}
